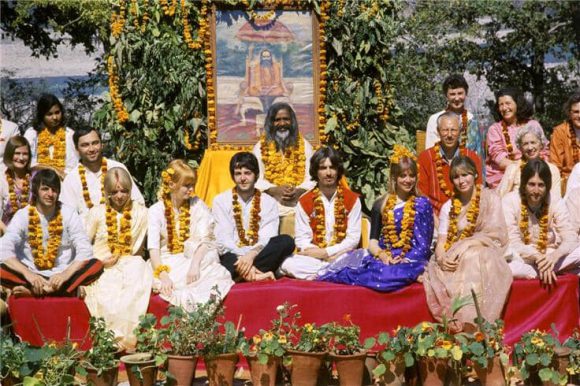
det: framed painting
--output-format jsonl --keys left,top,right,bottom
{"left": 208, "top": 3, "right": 321, "bottom": 147}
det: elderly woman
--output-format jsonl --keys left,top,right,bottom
{"left": 497, "top": 123, "right": 560, "bottom": 198}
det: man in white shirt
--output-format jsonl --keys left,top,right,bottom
{"left": 60, "top": 127, "right": 144, "bottom": 222}
{"left": 213, "top": 152, "right": 295, "bottom": 281}
{"left": 278, "top": 147, "right": 362, "bottom": 280}
{"left": 0, "top": 169, "right": 102, "bottom": 297}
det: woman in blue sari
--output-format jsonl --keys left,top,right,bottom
{"left": 318, "top": 145, "right": 434, "bottom": 291}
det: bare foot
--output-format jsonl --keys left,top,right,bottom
{"left": 12, "top": 286, "right": 33, "bottom": 298}
{"left": 416, "top": 274, "right": 424, "bottom": 283}
{"left": 254, "top": 271, "right": 275, "bottom": 281}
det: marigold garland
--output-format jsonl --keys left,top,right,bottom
{"left": 105, "top": 201, "right": 132, "bottom": 256}
{"left": 160, "top": 0, "right": 178, "bottom": 16}
{"left": 161, "top": 167, "right": 191, "bottom": 253}
{"left": 107, "top": 56, "right": 129, "bottom": 123}
{"left": 501, "top": 120, "right": 516, "bottom": 160}
{"left": 6, "top": 170, "right": 29, "bottom": 212}
{"left": 390, "top": 144, "right": 416, "bottom": 164}
{"left": 28, "top": 206, "right": 63, "bottom": 270}
{"left": 182, "top": 0, "right": 208, "bottom": 50}
{"left": 312, "top": 185, "right": 347, "bottom": 248}
{"left": 111, "top": 0, "right": 127, "bottom": 38}
{"left": 79, "top": 158, "right": 108, "bottom": 209}
{"left": 260, "top": 133, "right": 306, "bottom": 186}
{"left": 37, "top": 127, "right": 66, "bottom": 171}
{"left": 318, "top": 0, "right": 330, "bottom": 144}
{"left": 154, "top": 264, "right": 171, "bottom": 278}
{"left": 444, "top": 184, "right": 481, "bottom": 250}
{"left": 568, "top": 121, "right": 580, "bottom": 165}
{"left": 381, "top": 194, "right": 416, "bottom": 259}
{"left": 241, "top": 0, "right": 276, "bottom": 23}
{"left": 433, "top": 142, "right": 464, "bottom": 199}
{"left": 519, "top": 199, "right": 549, "bottom": 254}
{"left": 232, "top": 188, "right": 262, "bottom": 247}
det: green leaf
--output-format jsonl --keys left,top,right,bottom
{"left": 538, "top": 367, "right": 554, "bottom": 382}
{"left": 364, "top": 337, "right": 376, "bottom": 349}
{"left": 258, "top": 353, "right": 268, "bottom": 365}
{"left": 404, "top": 352, "right": 415, "bottom": 367}
{"left": 373, "top": 363, "right": 387, "bottom": 377}
{"left": 526, "top": 353, "right": 539, "bottom": 366}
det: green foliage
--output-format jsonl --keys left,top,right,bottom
{"left": 324, "top": 316, "right": 364, "bottom": 355}
{"left": 563, "top": 329, "right": 580, "bottom": 376}
{"left": 22, "top": 340, "right": 82, "bottom": 386}
{"left": 292, "top": 322, "right": 328, "bottom": 353}
{"left": 134, "top": 313, "right": 167, "bottom": 355}
{"left": 455, "top": 319, "right": 506, "bottom": 369}
{"left": 81, "top": 317, "right": 119, "bottom": 374}
{"left": 0, "top": 334, "right": 42, "bottom": 381}
{"left": 513, "top": 329, "right": 567, "bottom": 385}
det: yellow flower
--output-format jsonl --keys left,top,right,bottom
{"left": 263, "top": 332, "right": 273, "bottom": 342}
{"left": 441, "top": 340, "right": 452, "bottom": 350}
{"left": 305, "top": 323, "right": 314, "bottom": 333}
{"left": 252, "top": 335, "right": 262, "bottom": 344}
{"left": 278, "top": 335, "right": 287, "bottom": 344}
{"left": 531, "top": 336, "right": 545, "bottom": 348}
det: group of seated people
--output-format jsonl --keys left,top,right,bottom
{"left": 0, "top": 78, "right": 579, "bottom": 348}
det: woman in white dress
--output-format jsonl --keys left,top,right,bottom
{"left": 83, "top": 167, "right": 152, "bottom": 350}
{"left": 148, "top": 159, "right": 233, "bottom": 311}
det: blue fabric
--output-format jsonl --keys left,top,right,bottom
{"left": 317, "top": 196, "right": 434, "bottom": 292}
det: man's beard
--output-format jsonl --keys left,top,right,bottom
{"left": 260, "top": 57, "right": 273, "bottom": 68}
{"left": 273, "top": 126, "right": 296, "bottom": 150}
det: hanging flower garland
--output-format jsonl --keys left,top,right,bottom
{"left": 160, "top": 0, "right": 178, "bottom": 16}
{"left": 433, "top": 142, "right": 465, "bottom": 199}
{"left": 161, "top": 167, "right": 190, "bottom": 253}
{"left": 79, "top": 158, "right": 108, "bottom": 209}
{"left": 569, "top": 121, "right": 580, "bottom": 165}
{"left": 241, "top": 0, "right": 276, "bottom": 23}
{"left": 111, "top": 0, "right": 127, "bottom": 38}
{"left": 105, "top": 201, "right": 133, "bottom": 257}
{"left": 519, "top": 200, "right": 549, "bottom": 254}
{"left": 501, "top": 120, "right": 516, "bottom": 160}
{"left": 260, "top": 133, "right": 305, "bottom": 186}
{"left": 107, "top": 56, "right": 129, "bottom": 124}
{"left": 28, "top": 206, "right": 63, "bottom": 270}
{"left": 317, "top": 0, "right": 330, "bottom": 144}
{"left": 444, "top": 184, "right": 481, "bottom": 250}
{"left": 130, "top": 0, "right": 149, "bottom": 33}
{"left": 37, "top": 127, "right": 66, "bottom": 170}
{"left": 381, "top": 194, "right": 416, "bottom": 259}
{"left": 182, "top": 0, "right": 208, "bottom": 50}
{"left": 6, "top": 170, "right": 30, "bottom": 212}
{"left": 311, "top": 184, "right": 347, "bottom": 248}
{"left": 232, "top": 188, "right": 262, "bottom": 247}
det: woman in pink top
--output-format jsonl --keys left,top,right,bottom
{"left": 486, "top": 88, "right": 547, "bottom": 188}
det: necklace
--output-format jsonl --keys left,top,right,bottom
{"left": 519, "top": 199, "right": 549, "bottom": 253}
{"left": 79, "top": 158, "right": 108, "bottom": 209}
{"left": 37, "top": 127, "right": 66, "bottom": 170}
{"left": 445, "top": 184, "right": 481, "bottom": 250}
{"left": 501, "top": 120, "right": 516, "bottom": 160}
{"left": 28, "top": 206, "right": 63, "bottom": 270}
{"left": 232, "top": 188, "right": 261, "bottom": 247}
{"left": 312, "top": 185, "right": 347, "bottom": 248}
{"left": 5, "top": 170, "right": 29, "bottom": 212}
{"left": 260, "top": 134, "right": 306, "bottom": 186}
{"left": 105, "top": 201, "right": 132, "bottom": 257}
{"left": 382, "top": 194, "right": 416, "bottom": 259}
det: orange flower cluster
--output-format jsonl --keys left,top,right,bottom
{"left": 111, "top": 0, "right": 127, "bottom": 38}
{"left": 241, "top": 0, "right": 276, "bottom": 23}
{"left": 232, "top": 188, "right": 262, "bottom": 247}
{"left": 382, "top": 194, "right": 416, "bottom": 260}
{"left": 28, "top": 206, "right": 63, "bottom": 270}
{"left": 105, "top": 200, "right": 133, "bottom": 257}
{"left": 569, "top": 121, "right": 580, "bottom": 165}
{"left": 433, "top": 143, "right": 464, "bottom": 199}
{"left": 390, "top": 144, "right": 416, "bottom": 164}
{"left": 6, "top": 170, "right": 29, "bottom": 212}
{"left": 160, "top": 0, "right": 178, "bottom": 16}
{"left": 317, "top": 0, "right": 330, "bottom": 144}
{"left": 37, "top": 127, "right": 66, "bottom": 171}
{"left": 154, "top": 264, "right": 171, "bottom": 278}
{"left": 161, "top": 168, "right": 190, "bottom": 253}
{"left": 519, "top": 200, "right": 549, "bottom": 254}
{"left": 203, "top": 10, "right": 217, "bottom": 145}
{"left": 312, "top": 185, "right": 347, "bottom": 248}
{"left": 130, "top": 0, "right": 149, "bottom": 33}
{"left": 79, "top": 158, "right": 108, "bottom": 209}
{"left": 260, "top": 133, "right": 306, "bottom": 186}
{"left": 182, "top": 0, "right": 208, "bottom": 50}
{"left": 374, "top": 80, "right": 389, "bottom": 122}
{"left": 107, "top": 56, "right": 129, "bottom": 123}
{"left": 444, "top": 184, "right": 481, "bottom": 251}
{"left": 501, "top": 120, "right": 516, "bottom": 160}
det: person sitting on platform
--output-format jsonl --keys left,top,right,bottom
{"left": 252, "top": 103, "right": 315, "bottom": 223}
{"left": 148, "top": 159, "right": 233, "bottom": 311}
{"left": 318, "top": 145, "right": 434, "bottom": 291}
{"left": 60, "top": 127, "right": 144, "bottom": 223}
{"left": 0, "top": 136, "right": 32, "bottom": 234}
{"left": 564, "top": 163, "right": 580, "bottom": 199}
{"left": 83, "top": 167, "right": 152, "bottom": 350}
{"left": 502, "top": 159, "right": 579, "bottom": 285}
{"left": 423, "top": 156, "right": 511, "bottom": 328}
{"left": 425, "top": 74, "right": 484, "bottom": 163}
{"left": 418, "top": 111, "right": 482, "bottom": 220}
{"left": 278, "top": 146, "right": 362, "bottom": 280}
{"left": 24, "top": 94, "right": 79, "bottom": 177}
{"left": 0, "top": 169, "right": 102, "bottom": 297}
{"left": 0, "top": 114, "right": 20, "bottom": 171}
{"left": 497, "top": 123, "right": 559, "bottom": 198}
{"left": 212, "top": 152, "right": 295, "bottom": 282}
{"left": 550, "top": 92, "right": 580, "bottom": 192}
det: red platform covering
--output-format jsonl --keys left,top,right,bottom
{"left": 7, "top": 276, "right": 579, "bottom": 351}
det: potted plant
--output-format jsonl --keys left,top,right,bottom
{"left": 563, "top": 329, "right": 579, "bottom": 385}
{"left": 513, "top": 329, "right": 567, "bottom": 386}
{"left": 202, "top": 316, "right": 245, "bottom": 386}
{"left": 121, "top": 313, "right": 167, "bottom": 386}
{"left": 325, "top": 314, "right": 367, "bottom": 386}
{"left": 286, "top": 320, "right": 329, "bottom": 386}
{"left": 77, "top": 317, "right": 120, "bottom": 386}
{"left": 23, "top": 339, "right": 82, "bottom": 386}
{"left": 366, "top": 326, "right": 415, "bottom": 386}
{"left": 0, "top": 334, "right": 40, "bottom": 385}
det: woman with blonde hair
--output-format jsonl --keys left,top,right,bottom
{"left": 83, "top": 167, "right": 152, "bottom": 350}
{"left": 148, "top": 159, "right": 233, "bottom": 310}
{"left": 318, "top": 145, "right": 434, "bottom": 291}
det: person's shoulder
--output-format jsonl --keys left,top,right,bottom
{"left": 65, "top": 127, "right": 75, "bottom": 134}
{"left": 502, "top": 190, "right": 520, "bottom": 206}
{"left": 551, "top": 121, "right": 568, "bottom": 134}
{"left": 23, "top": 127, "right": 36, "bottom": 136}
{"left": 487, "top": 121, "right": 502, "bottom": 131}
{"left": 259, "top": 190, "right": 277, "bottom": 205}
{"left": 149, "top": 201, "right": 163, "bottom": 212}
{"left": 212, "top": 189, "right": 232, "bottom": 205}
{"left": 105, "top": 158, "right": 127, "bottom": 169}
{"left": 2, "top": 119, "right": 19, "bottom": 134}
{"left": 87, "top": 203, "right": 106, "bottom": 217}
{"left": 190, "top": 196, "right": 209, "bottom": 211}
{"left": 418, "top": 146, "right": 434, "bottom": 159}
{"left": 415, "top": 195, "right": 432, "bottom": 208}
{"left": 427, "top": 110, "right": 445, "bottom": 122}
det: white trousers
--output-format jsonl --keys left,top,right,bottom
{"left": 278, "top": 254, "right": 329, "bottom": 280}
{"left": 509, "top": 246, "right": 580, "bottom": 279}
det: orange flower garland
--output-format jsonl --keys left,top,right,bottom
{"left": 6, "top": 170, "right": 29, "bottom": 212}
{"left": 433, "top": 143, "right": 464, "bottom": 199}
{"left": 312, "top": 185, "right": 347, "bottom": 248}
{"left": 569, "top": 121, "right": 580, "bottom": 165}
{"left": 182, "top": 0, "right": 208, "bottom": 50}
{"left": 501, "top": 120, "right": 516, "bottom": 160}
{"left": 28, "top": 206, "right": 63, "bottom": 270}
{"left": 519, "top": 200, "right": 549, "bottom": 254}
{"left": 161, "top": 168, "right": 190, "bottom": 253}
{"left": 160, "top": 0, "right": 178, "bottom": 16}
{"left": 37, "top": 127, "right": 66, "bottom": 170}
{"left": 241, "top": 0, "right": 276, "bottom": 23}
{"left": 105, "top": 201, "right": 132, "bottom": 257}
{"left": 318, "top": 0, "right": 330, "bottom": 144}
{"left": 232, "top": 188, "right": 262, "bottom": 247}
{"left": 444, "top": 184, "right": 481, "bottom": 250}
{"left": 260, "top": 133, "right": 306, "bottom": 186}
{"left": 129, "top": 0, "right": 149, "bottom": 33}
{"left": 381, "top": 194, "right": 416, "bottom": 259}
{"left": 79, "top": 158, "right": 108, "bottom": 209}
{"left": 111, "top": 0, "right": 127, "bottom": 38}
{"left": 107, "top": 56, "right": 129, "bottom": 123}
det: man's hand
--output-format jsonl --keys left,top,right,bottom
{"left": 235, "top": 252, "right": 256, "bottom": 278}
{"left": 265, "top": 186, "right": 287, "bottom": 203}
{"left": 186, "top": 260, "right": 201, "bottom": 284}
{"left": 536, "top": 254, "right": 558, "bottom": 287}
{"left": 158, "top": 272, "right": 174, "bottom": 297}
{"left": 102, "top": 254, "right": 120, "bottom": 269}
{"left": 301, "top": 247, "right": 329, "bottom": 260}
{"left": 24, "top": 271, "right": 49, "bottom": 296}
{"left": 48, "top": 272, "right": 70, "bottom": 292}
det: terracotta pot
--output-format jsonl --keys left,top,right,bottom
{"left": 417, "top": 357, "right": 448, "bottom": 386}
{"left": 85, "top": 366, "right": 119, "bottom": 386}
{"left": 166, "top": 354, "right": 198, "bottom": 386}
{"left": 380, "top": 355, "right": 406, "bottom": 386}
{"left": 404, "top": 363, "right": 419, "bottom": 386}
{"left": 330, "top": 351, "right": 367, "bottom": 386}
{"left": 205, "top": 352, "right": 239, "bottom": 386}
{"left": 364, "top": 351, "right": 379, "bottom": 385}
{"left": 120, "top": 353, "right": 158, "bottom": 386}
{"left": 0, "top": 375, "right": 20, "bottom": 386}
{"left": 247, "top": 354, "right": 281, "bottom": 386}
{"left": 287, "top": 349, "right": 327, "bottom": 386}
{"left": 473, "top": 356, "right": 505, "bottom": 386}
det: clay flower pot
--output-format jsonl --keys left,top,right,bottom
{"left": 0, "top": 375, "right": 20, "bottom": 386}
{"left": 85, "top": 366, "right": 119, "bottom": 386}
{"left": 473, "top": 356, "right": 506, "bottom": 386}
{"left": 120, "top": 353, "right": 158, "bottom": 386}
{"left": 417, "top": 357, "right": 448, "bottom": 386}
{"left": 247, "top": 354, "right": 281, "bottom": 386}
{"left": 287, "top": 349, "right": 327, "bottom": 386}
{"left": 381, "top": 355, "right": 406, "bottom": 386}
{"left": 166, "top": 354, "right": 198, "bottom": 386}
{"left": 330, "top": 351, "right": 367, "bottom": 386}
{"left": 205, "top": 352, "right": 239, "bottom": 386}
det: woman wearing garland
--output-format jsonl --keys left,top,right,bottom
{"left": 503, "top": 159, "right": 579, "bottom": 285}
{"left": 83, "top": 168, "right": 152, "bottom": 350}
{"left": 486, "top": 88, "right": 547, "bottom": 189}
{"left": 497, "top": 123, "right": 560, "bottom": 198}
{"left": 318, "top": 146, "right": 434, "bottom": 292}
{"left": 148, "top": 159, "right": 233, "bottom": 310}
{"left": 424, "top": 156, "right": 512, "bottom": 327}
{"left": 0, "top": 136, "right": 32, "bottom": 234}
{"left": 24, "top": 94, "right": 79, "bottom": 177}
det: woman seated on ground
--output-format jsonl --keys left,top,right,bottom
{"left": 317, "top": 145, "right": 434, "bottom": 292}
{"left": 82, "top": 168, "right": 152, "bottom": 350}
{"left": 148, "top": 159, "right": 233, "bottom": 311}
{"left": 424, "top": 155, "right": 511, "bottom": 328}
{"left": 0, "top": 136, "right": 32, "bottom": 235}
{"left": 497, "top": 123, "right": 560, "bottom": 198}
{"left": 503, "top": 159, "right": 579, "bottom": 285}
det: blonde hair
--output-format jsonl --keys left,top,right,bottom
{"left": 104, "top": 167, "right": 132, "bottom": 197}
{"left": 388, "top": 157, "right": 418, "bottom": 195}
{"left": 166, "top": 159, "right": 196, "bottom": 187}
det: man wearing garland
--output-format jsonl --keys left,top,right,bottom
{"left": 278, "top": 147, "right": 362, "bottom": 280}
{"left": 212, "top": 152, "right": 295, "bottom": 281}
{"left": 252, "top": 103, "right": 315, "bottom": 222}
{"left": 60, "top": 127, "right": 144, "bottom": 222}
{"left": 418, "top": 112, "right": 483, "bottom": 218}
{"left": 0, "top": 169, "right": 102, "bottom": 297}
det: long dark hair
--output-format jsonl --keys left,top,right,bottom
{"left": 263, "top": 102, "right": 299, "bottom": 150}
{"left": 495, "top": 88, "right": 534, "bottom": 123}
{"left": 519, "top": 159, "right": 552, "bottom": 206}
{"left": 33, "top": 94, "right": 65, "bottom": 131}
{"left": 31, "top": 168, "right": 61, "bottom": 204}
{"left": 309, "top": 146, "right": 344, "bottom": 182}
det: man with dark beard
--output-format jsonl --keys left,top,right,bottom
{"left": 246, "top": 49, "right": 288, "bottom": 112}
{"left": 252, "top": 103, "right": 315, "bottom": 227}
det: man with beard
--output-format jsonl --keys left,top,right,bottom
{"left": 252, "top": 103, "right": 315, "bottom": 222}
{"left": 246, "top": 48, "right": 288, "bottom": 112}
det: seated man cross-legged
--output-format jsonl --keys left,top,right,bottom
{"left": 0, "top": 169, "right": 102, "bottom": 297}
{"left": 213, "top": 152, "right": 295, "bottom": 281}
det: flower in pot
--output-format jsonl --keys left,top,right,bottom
{"left": 23, "top": 339, "right": 82, "bottom": 386}
{"left": 0, "top": 334, "right": 41, "bottom": 385}
{"left": 324, "top": 314, "right": 367, "bottom": 386}
{"left": 563, "top": 329, "right": 579, "bottom": 384}
{"left": 77, "top": 317, "right": 120, "bottom": 386}
{"left": 202, "top": 317, "right": 245, "bottom": 386}
{"left": 366, "top": 326, "right": 415, "bottom": 386}
{"left": 287, "top": 321, "right": 329, "bottom": 386}
{"left": 513, "top": 329, "right": 568, "bottom": 385}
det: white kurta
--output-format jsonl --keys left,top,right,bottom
{"left": 565, "top": 163, "right": 580, "bottom": 199}
{"left": 0, "top": 119, "right": 20, "bottom": 172}
{"left": 83, "top": 202, "right": 152, "bottom": 349}
{"left": 24, "top": 127, "right": 79, "bottom": 175}
{"left": 147, "top": 197, "right": 234, "bottom": 311}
